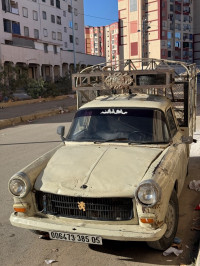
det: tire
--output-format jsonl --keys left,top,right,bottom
{"left": 147, "top": 190, "right": 179, "bottom": 251}
{"left": 29, "top": 230, "right": 48, "bottom": 235}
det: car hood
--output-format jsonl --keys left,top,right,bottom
{"left": 34, "top": 144, "right": 163, "bottom": 197}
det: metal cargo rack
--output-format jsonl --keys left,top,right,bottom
{"left": 72, "top": 58, "right": 197, "bottom": 133}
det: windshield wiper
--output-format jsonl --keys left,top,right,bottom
{"left": 128, "top": 141, "right": 169, "bottom": 145}
{"left": 94, "top": 138, "right": 129, "bottom": 144}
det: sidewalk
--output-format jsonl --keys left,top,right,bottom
{"left": 0, "top": 95, "right": 77, "bottom": 129}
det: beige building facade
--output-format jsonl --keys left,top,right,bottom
{"left": 0, "top": 0, "right": 105, "bottom": 82}
{"left": 118, "top": 0, "right": 194, "bottom": 67}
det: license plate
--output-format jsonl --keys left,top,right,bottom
{"left": 49, "top": 231, "right": 102, "bottom": 245}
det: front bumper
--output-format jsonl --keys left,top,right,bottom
{"left": 10, "top": 213, "right": 167, "bottom": 241}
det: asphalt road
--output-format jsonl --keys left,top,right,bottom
{"left": 0, "top": 112, "right": 199, "bottom": 266}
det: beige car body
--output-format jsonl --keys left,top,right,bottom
{"left": 10, "top": 94, "right": 189, "bottom": 242}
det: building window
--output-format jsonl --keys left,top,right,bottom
{"left": 64, "top": 42, "right": 68, "bottom": 48}
{"left": 74, "top": 8, "right": 78, "bottom": 16}
{"left": 161, "top": 40, "right": 166, "bottom": 47}
{"left": 183, "top": 15, "right": 189, "bottom": 22}
{"left": 162, "top": 21, "right": 166, "bottom": 28}
{"left": 51, "top": 15, "right": 55, "bottom": 23}
{"left": 3, "top": 19, "right": 11, "bottom": 33}
{"left": 175, "top": 14, "right": 181, "bottom": 21}
{"left": 43, "top": 28, "right": 48, "bottom": 37}
{"left": 168, "top": 51, "right": 171, "bottom": 57}
{"left": 3, "top": 19, "right": 21, "bottom": 34}
{"left": 64, "top": 27, "right": 67, "bottom": 33}
{"left": 168, "top": 32, "right": 172, "bottom": 39}
{"left": 68, "top": 5, "right": 72, "bottom": 13}
{"left": 50, "top": 0, "right": 54, "bottom": 6}
{"left": 33, "top": 10, "right": 38, "bottom": 20}
{"left": 44, "top": 43, "right": 48, "bottom": 53}
{"left": 69, "top": 35, "right": 73, "bottom": 43}
{"left": 74, "top": 23, "right": 78, "bottom": 30}
{"left": 57, "top": 32, "right": 62, "bottom": 40}
{"left": 56, "top": 0, "right": 60, "bottom": 8}
{"left": 131, "top": 42, "right": 138, "bottom": 56}
{"left": 42, "top": 11, "right": 47, "bottom": 20}
{"left": 22, "top": 7, "right": 28, "bottom": 17}
{"left": 175, "top": 24, "right": 181, "bottom": 30}
{"left": 57, "top": 16, "right": 61, "bottom": 25}
{"left": 175, "top": 32, "right": 181, "bottom": 39}
{"left": 75, "top": 37, "right": 79, "bottom": 45}
{"left": 52, "top": 31, "right": 56, "bottom": 39}
{"left": 42, "top": 0, "right": 46, "bottom": 2}
{"left": 168, "top": 41, "right": 171, "bottom": 48}
{"left": 63, "top": 11, "right": 66, "bottom": 17}
{"left": 34, "top": 29, "right": 39, "bottom": 39}
{"left": 24, "top": 26, "right": 29, "bottom": 37}
{"left": 175, "top": 41, "right": 181, "bottom": 48}
{"left": 53, "top": 45, "right": 57, "bottom": 54}
{"left": 130, "top": 0, "right": 137, "bottom": 12}
{"left": 162, "top": 50, "right": 166, "bottom": 56}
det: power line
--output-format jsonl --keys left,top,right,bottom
{"left": 83, "top": 13, "right": 117, "bottom": 22}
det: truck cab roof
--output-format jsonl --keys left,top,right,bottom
{"left": 80, "top": 94, "right": 172, "bottom": 113}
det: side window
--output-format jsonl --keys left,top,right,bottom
{"left": 167, "top": 108, "right": 177, "bottom": 137}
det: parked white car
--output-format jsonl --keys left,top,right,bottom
{"left": 9, "top": 59, "right": 197, "bottom": 250}
{"left": 9, "top": 93, "right": 193, "bottom": 250}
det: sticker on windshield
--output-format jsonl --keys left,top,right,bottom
{"left": 100, "top": 109, "right": 128, "bottom": 115}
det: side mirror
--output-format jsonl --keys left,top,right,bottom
{"left": 181, "top": 136, "right": 193, "bottom": 144}
{"left": 57, "top": 126, "right": 65, "bottom": 142}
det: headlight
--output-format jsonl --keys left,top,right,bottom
{"left": 135, "top": 180, "right": 161, "bottom": 207}
{"left": 8, "top": 172, "right": 31, "bottom": 198}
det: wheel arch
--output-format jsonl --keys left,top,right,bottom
{"left": 174, "top": 180, "right": 178, "bottom": 195}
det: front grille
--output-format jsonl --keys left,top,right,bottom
{"left": 36, "top": 192, "right": 133, "bottom": 221}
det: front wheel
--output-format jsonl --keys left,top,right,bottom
{"left": 147, "top": 190, "right": 179, "bottom": 250}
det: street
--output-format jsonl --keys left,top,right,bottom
{"left": 0, "top": 111, "right": 199, "bottom": 266}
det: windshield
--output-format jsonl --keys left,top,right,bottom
{"left": 67, "top": 108, "right": 170, "bottom": 144}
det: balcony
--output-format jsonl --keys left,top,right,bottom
{"left": 183, "top": 7, "right": 190, "bottom": 15}
{"left": 183, "top": 0, "right": 190, "bottom": 6}
{"left": 2, "top": 0, "right": 19, "bottom": 15}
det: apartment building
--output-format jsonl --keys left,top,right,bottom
{"left": 193, "top": 0, "right": 200, "bottom": 65}
{"left": 85, "top": 23, "right": 119, "bottom": 67}
{"left": 85, "top": 26, "right": 105, "bottom": 57}
{"left": 105, "top": 22, "right": 119, "bottom": 66}
{"left": 0, "top": 0, "right": 105, "bottom": 81}
{"left": 118, "top": 0, "right": 193, "bottom": 66}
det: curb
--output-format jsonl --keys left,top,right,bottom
{"left": 0, "top": 105, "right": 77, "bottom": 130}
{"left": 0, "top": 94, "right": 75, "bottom": 108}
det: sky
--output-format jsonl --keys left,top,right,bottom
{"left": 84, "top": 0, "right": 118, "bottom": 27}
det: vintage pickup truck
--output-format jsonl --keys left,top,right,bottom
{"left": 9, "top": 59, "right": 197, "bottom": 250}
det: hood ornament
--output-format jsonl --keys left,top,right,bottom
{"left": 78, "top": 201, "right": 86, "bottom": 212}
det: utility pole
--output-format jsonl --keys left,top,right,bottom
{"left": 141, "top": 17, "right": 150, "bottom": 70}
{"left": 142, "top": 17, "right": 146, "bottom": 70}
{"left": 71, "top": 0, "right": 76, "bottom": 73}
